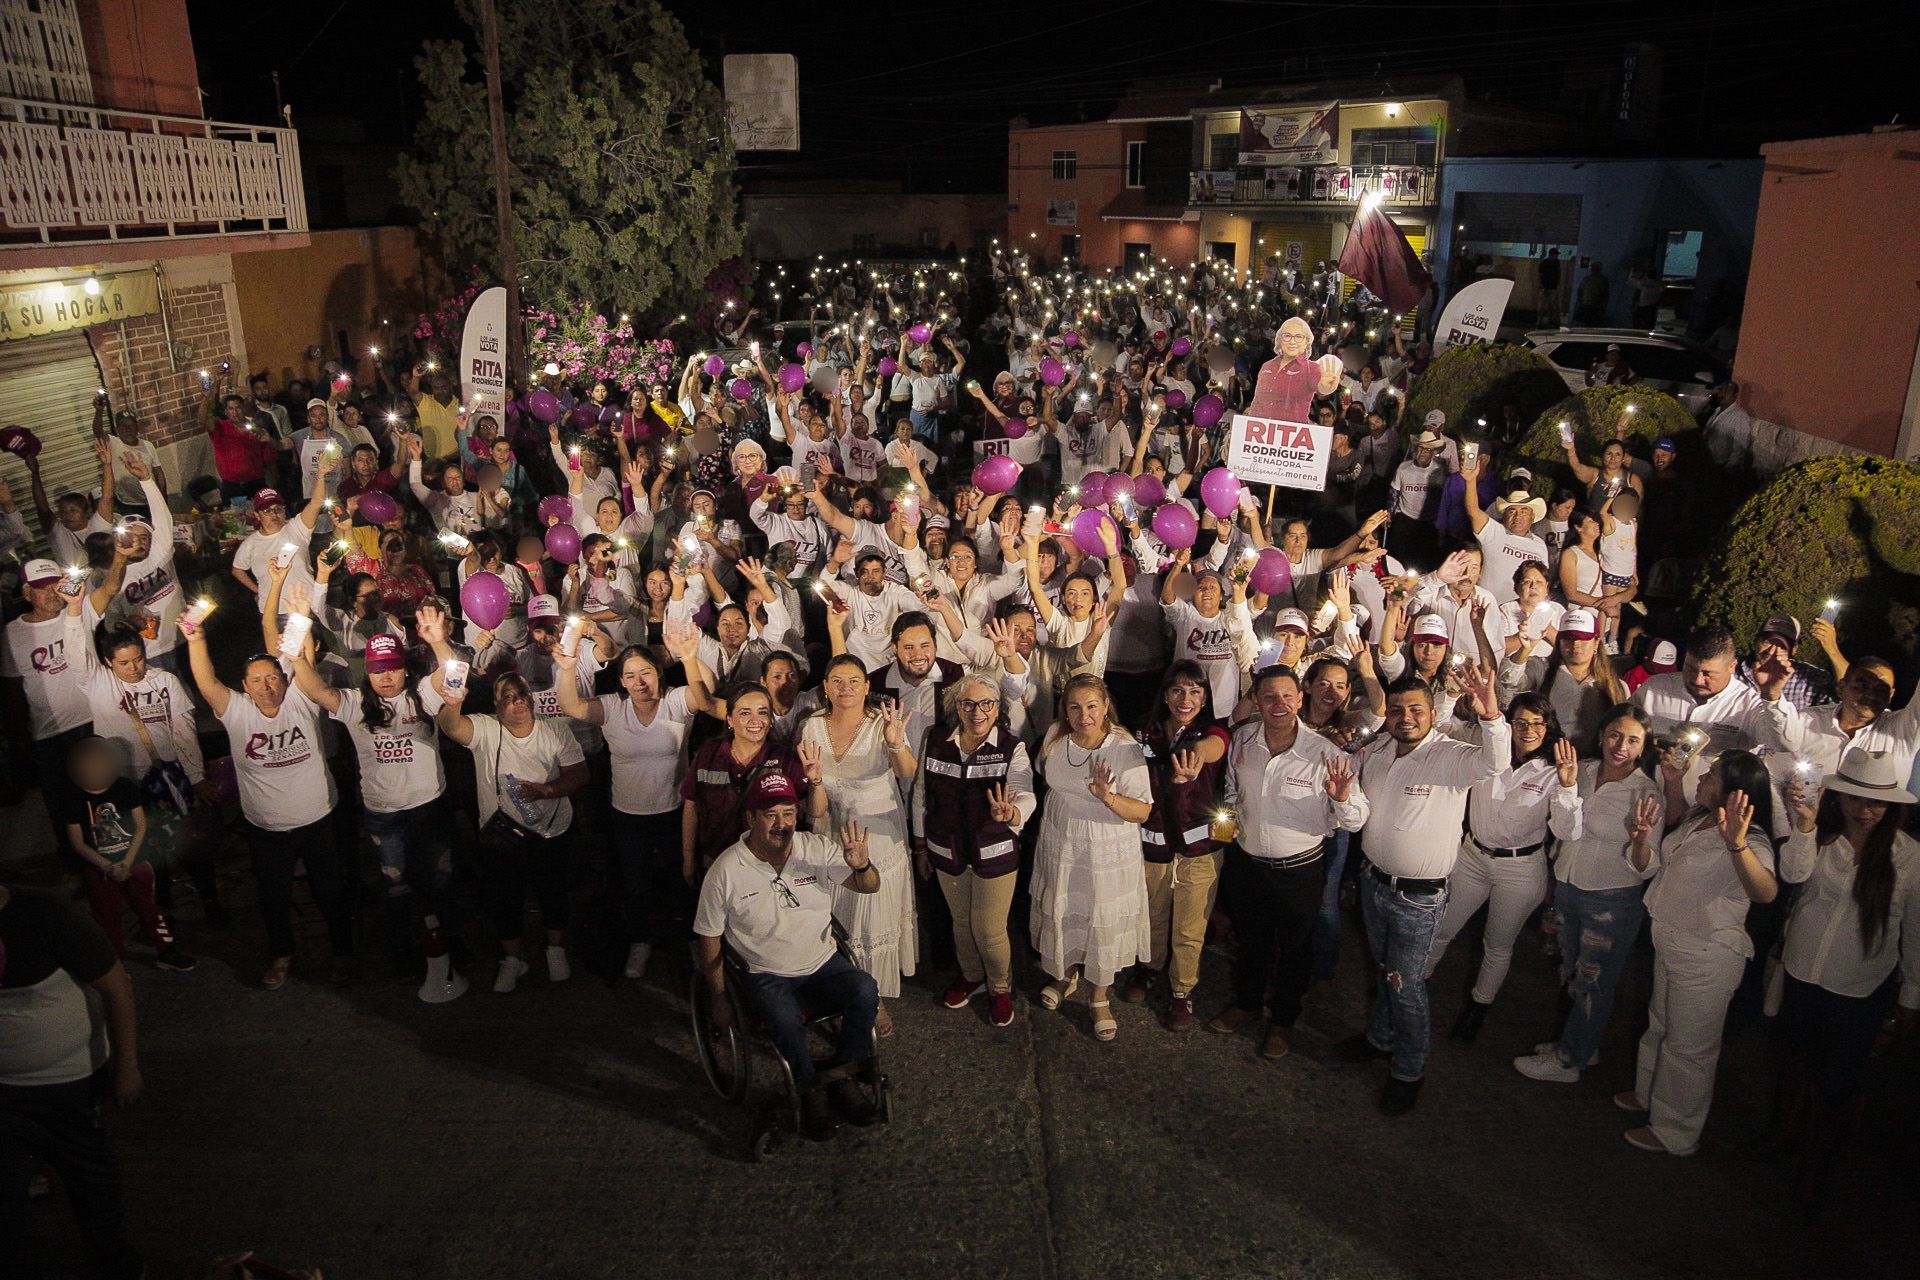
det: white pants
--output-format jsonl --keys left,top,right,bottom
{"left": 1425, "top": 840, "right": 1549, "bottom": 1005}
{"left": 1635, "top": 924, "right": 1746, "bottom": 1153}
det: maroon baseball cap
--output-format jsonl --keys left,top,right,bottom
{"left": 364, "top": 633, "right": 407, "bottom": 673}
{"left": 253, "top": 487, "right": 285, "bottom": 510}
{"left": 743, "top": 772, "right": 800, "bottom": 811}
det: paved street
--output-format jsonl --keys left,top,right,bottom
{"left": 17, "top": 827, "right": 1916, "bottom": 1280}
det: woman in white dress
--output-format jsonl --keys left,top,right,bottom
{"left": 1031, "top": 673, "right": 1153, "bottom": 1042}
{"left": 798, "top": 654, "right": 918, "bottom": 1034}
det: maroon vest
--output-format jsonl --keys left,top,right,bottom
{"left": 920, "top": 726, "right": 1025, "bottom": 879}
{"left": 1138, "top": 721, "right": 1227, "bottom": 862}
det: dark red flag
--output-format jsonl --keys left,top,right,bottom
{"left": 1337, "top": 197, "right": 1432, "bottom": 314}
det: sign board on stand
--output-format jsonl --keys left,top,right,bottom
{"left": 1433, "top": 278, "right": 1514, "bottom": 352}
{"left": 460, "top": 286, "right": 508, "bottom": 427}
{"left": 1225, "top": 414, "right": 1332, "bottom": 492}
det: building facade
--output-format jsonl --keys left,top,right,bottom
{"left": 0, "top": 0, "right": 308, "bottom": 533}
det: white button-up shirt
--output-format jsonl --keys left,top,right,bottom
{"left": 1643, "top": 817, "right": 1776, "bottom": 958}
{"left": 1410, "top": 576, "right": 1511, "bottom": 656}
{"left": 1555, "top": 762, "right": 1663, "bottom": 891}
{"left": 1357, "top": 716, "right": 1512, "bottom": 878}
{"left": 1779, "top": 827, "right": 1920, "bottom": 1007}
{"left": 1749, "top": 696, "right": 1920, "bottom": 787}
{"left": 1632, "top": 671, "right": 1763, "bottom": 760}
{"left": 1224, "top": 721, "right": 1369, "bottom": 859}
{"left": 1467, "top": 753, "right": 1583, "bottom": 851}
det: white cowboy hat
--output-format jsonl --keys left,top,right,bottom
{"left": 1822, "top": 748, "right": 1917, "bottom": 804}
{"left": 1493, "top": 489, "right": 1547, "bottom": 522}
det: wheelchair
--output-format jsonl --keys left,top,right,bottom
{"left": 690, "top": 934, "right": 895, "bottom": 1160}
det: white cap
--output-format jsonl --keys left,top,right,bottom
{"left": 527, "top": 594, "right": 561, "bottom": 622}
{"left": 1274, "top": 607, "right": 1310, "bottom": 635}
{"left": 1411, "top": 613, "right": 1451, "bottom": 642}
{"left": 1422, "top": 409, "right": 1446, "bottom": 428}
{"left": 22, "top": 558, "right": 62, "bottom": 586}
{"left": 1559, "top": 607, "right": 1599, "bottom": 639}
{"left": 1650, "top": 639, "right": 1679, "bottom": 666}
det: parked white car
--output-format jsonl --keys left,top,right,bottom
{"left": 1524, "top": 328, "right": 1729, "bottom": 413}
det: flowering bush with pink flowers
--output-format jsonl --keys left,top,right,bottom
{"left": 411, "top": 282, "right": 484, "bottom": 365}
{"left": 527, "top": 306, "right": 677, "bottom": 395}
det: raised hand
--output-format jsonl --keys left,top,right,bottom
{"left": 1626, "top": 795, "right": 1663, "bottom": 842}
{"left": 1553, "top": 737, "right": 1579, "bottom": 788}
{"left": 416, "top": 603, "right": 448, "bottom": 645}
{"left": 1786, "top": 783, "right": 1820, "bottom": 834}
{"left": 797, "top": 739, "right": 824, "bottom": 785}
{"left": 1169, "top": 747, "right": 1203, "bottom": 785}
{"left": 987, "top": 782, "right": 1019, "bottom": 824}
{"left": 839, "top": 821, "right": 871, "bottom": 870}
{"left": 984, "top": 615, "right": 1019, "bottom": 663}
{"left": 662, "top": 618, "right": 701, "bottom": 664}
{"left": 879, "top": 698, "right": 909, "bottom": 749}
{"left": 1087, "top": 759, "right": 1115, "bottom": 801}
{"left": 1436, "top": 550, "right": 1474, "bottom": 586}
{"left": 1749, "top": 652, "right": 1793, "bottom": 701}
{"left": 1455, "top": 659, "right": 1499, "bottom": 720}
{"left": 1718, "top": 789, "right": 1754, "bottom": 851}
{"left": 1325, "top": 755, "right": 1356, "bottom": 802}
{"left": 121, "top": 450, "right": 152, "bottom": 482}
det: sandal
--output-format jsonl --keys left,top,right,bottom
{"left": 261, "top": 957, "right": 292, "bottom": 991}
{"left": 875, "top": 1003, "right": 894, "bottom": 1038}
{"left": 1039, "top": 975, "right": 1079, "bottom": 1010}
{"left": 1091, "top": 999, "right": 1117, "bottom": 1042}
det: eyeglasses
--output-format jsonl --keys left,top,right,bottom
{"left": 1512, "top": 718, "right": 1549, "bottom": 731}
{"left": 959, "top": 699, "right": 998, "bottom": 714}
{"left": 770, "top": 877, "right": 800, "bottom": 908}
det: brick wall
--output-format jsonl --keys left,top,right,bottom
{"left": 91, "top": 280, "right": 236, "bottom": 488}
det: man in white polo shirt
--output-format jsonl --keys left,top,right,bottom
{"left": 1459, "top": 452, "right": 1550, "bottom": 607}
{"left": 694, "top": 773, "right": 881, "bottom": 1140}
{"left": 1340, "top": 665, "right": 1510, "bottom": 1115}
{"left": 1632, "top": 624, "right": 1762, "bottom": 765}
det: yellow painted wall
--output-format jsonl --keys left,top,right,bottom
{"left": 231, "top": 226, "right": 449, "bottom": 387}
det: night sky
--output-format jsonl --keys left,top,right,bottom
{"left": 187, "top": 0, "right": 1917, "bottom": 195}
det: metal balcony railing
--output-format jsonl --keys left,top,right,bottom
{"left": 0, "top": 95, "right": 308, "bottom": 247}
{"left": 1189, "top": 164, "right": 1439, "bottom": 209}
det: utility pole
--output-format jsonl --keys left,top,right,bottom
{"left": 478, "top": 0, "right": 522, "bottom": 385}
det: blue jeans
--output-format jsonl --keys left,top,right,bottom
{"left": 1553, "top": 880, "right": 1646, "bottom": 1069}
{"left": 740, "top": 952, "right": 878, "bottom": 1088}
{"left": 1361, "top": 871, "right": 1448, "bottom": 1083}
{"left": 364, "top": 799, "right": 453, "bottom": 921}
{"left": 1313, "top": 830, "right": 1352, "bottom": 981}
{"left": 909, "top": 408, "right": 939, "bottom": 445}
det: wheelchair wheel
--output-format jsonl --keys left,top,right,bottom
{"left": 750, "top": 1127, "right": 779, "bottom": 1162}
{"left": 879, "top": 1076, "right": 894, "bottom": 1124}
{"left": 689, "top": 970, "right": 751, "bottom": 1103}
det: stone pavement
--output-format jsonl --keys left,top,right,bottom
{"left": 21, "top": 852, "right": 1920, "bottom": 1280}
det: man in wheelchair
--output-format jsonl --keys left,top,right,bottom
{"left": 693, "top": 772, "right": 882, "bottom": 1140}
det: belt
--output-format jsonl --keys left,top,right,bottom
{"left": 1366, "top": 862, "right": 1447, "bottom": 894}
{"left": 1473, "top": 836, "right": 1544, "bottom": 859}
{"left": 1243, "top": 841, "right": 1325, "bottom": 871}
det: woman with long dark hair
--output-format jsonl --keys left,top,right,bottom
{"left": 1496, "top": 606, "right": 1627, "bottom": 752}
{"left": 1771, "top": 748, "right": 1918, "bottom": 1202}
{"left": 1121, "top": 660, "right": 1230, "bottom": 1029}
{"left": 1620, "top": 749, "right": 1779, "bottom": 1155}
{"left": 1426, "top": 692, "right": 1583, "bottom": 1042}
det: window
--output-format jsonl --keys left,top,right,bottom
{"left": 851, "top": 232, "right": 878, "bottom": 253}
{"left": 1350, "top": 125, "right": 1439, "bottom": 169}
{"left": 1124, "top": 242, "right": 1152, "bottom": 269}
{"left": 1660, "top": 229, "right": 1704, "bottom": 280}
{"left": 1209, "top": 133, "right": 1239, "bottom": 171}
{"left": 1051, "top": 150, "right": 1077, "bottom": 180}
{"left": 1060, "top": 234, "right": 1081, "bottom": 261}
{"left": 1208, "top": 241, "right": 1237, "bottom": 267}
{"left": 1125, "top": 140, "right": 1145, "bottom": 189}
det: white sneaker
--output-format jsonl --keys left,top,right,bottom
{"left": 1514, "top": 1050, "right": 1581, "bottom": 1083}
{"left": 546, "top": 945, "right": 571, "bottom": 982}
{"left": 624, "top": 942, "right": 652, "bottom": 980}
{"left": 493, "top": 956, "right": 529, "bottom": 993}
{"left": 1533, "top": 1039, "right": 1599, "bottom": 1068}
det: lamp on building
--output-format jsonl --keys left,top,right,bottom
{"left": 1386, "top": 102, "right": 1401, "bottom": 119}
{"left": 82, "top": 276, "right": 101, "bottom": 296}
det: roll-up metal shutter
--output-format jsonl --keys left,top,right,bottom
{"left": 0, "top": 330, "right": 109, "bottom": 548}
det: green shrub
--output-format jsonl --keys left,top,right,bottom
{"left": 1693, "top": 456, "right": 1920, "bottom": 664}
{"left": 1401, "top": 342, "right": 1566, "bottom": 441}
{"left": 1509, "top": 386, "right": 1700, "bottom": 499}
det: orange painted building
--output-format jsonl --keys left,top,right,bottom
{"left": 1735, "top": 129, "right": 1920, "bottom": 464}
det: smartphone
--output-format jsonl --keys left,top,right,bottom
{"left": 197, "top": 369, "right": 213, "bottom": 391}
{"left": 1820, "top": 599, "right": 1841, "bottom": 624}
{"left": 1557, "top": 421, "right": 1575, "bottom": 449}
{"left": 272, "top": 542, "right": 299, "bottom": 571}
{"left": 1461, "top": 441, "right": 1480, "bottom": 469}
{"left": 441, "top": 659, "right": 470, "bottom": 694}
{"left": 57, "top": 570, "right": 86, "bottom": 598}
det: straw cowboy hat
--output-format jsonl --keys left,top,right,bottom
{"left": 1493, "top": 489, "right": 1547, "bottom": 522}
{"left": 1822, "top": 748, "right": 1917, "bottom": 804}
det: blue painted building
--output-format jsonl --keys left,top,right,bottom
{"left": 1431, "top": 157, "right": 1762, "bottom": 338}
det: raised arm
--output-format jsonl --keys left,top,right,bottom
{"left": 181, "top": 620, "right": 230, "bottom": 718}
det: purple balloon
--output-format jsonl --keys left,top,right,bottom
{"left": 1164, "top": 388, "right": 1188, "bottom": 411}
{"left": 1061, "top": 329, "right": 1081, "bottom": 349}
{"left": 537, "top": 494, "right": 573, "bottom": 526}
{"left": 1003, "top": 416, "right": 1029, "bottom": 440}
{"left": 1192, "top": 393, "right": 1225, "bottom": 429}
{"left": 729, "top": 377, "right": 753, "bottom": 402}
{"left": 1250, "top": 547, "right": 1293, "bottom": 597}
{"left": 460, "top": 571, "right": 510, "bottom": 630}
{"left": 1152, "top": 502, "right": 1197, "bottom": 550}
{"left": 1039, "top": 357, "right": 1065, "bottom": 386}
{"left": 1132, "top": 473, "right": 1165, "bottom": 507}
{"left": 796, "top": 341, "right": 812, "bottom": 358}
{"left": 878, "top": 357, "right": 898, "bottom": 377}
{"left": 355, "top": 490, "right": 398, "bottom": 525}
{"left": 1077, "top": 471, "right": 1108, "bottom": 507}
{"left": 526, "top": 389, "right": 561, "bottom": 424}
{"left": 544, "top": 522, "right": 582, "bottom": 564}
{"left": 1103, "top": 471, "right": 1135, "bottom": 505}
{"left": 778, "top": 363, "right": 807, "bottom": 393}
{"left": 1199, "top": 466, "right": 1242, "bottom": 519}
{"left": 703, "top": 354, "right": 726, "bottom": 377}
{"left": 1170, "top": 336, "right": 1193, "bottom": 358}
{"left": 1071, "top": 509, "right": 1119, "bottom": 558}
{"left": 908, "top": 322, "right": 933, "bottom": 344}
{"left": 972, "top": 455, "right": 1021, "bottom": 495}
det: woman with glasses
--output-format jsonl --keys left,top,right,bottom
{"left": 1425, "top": 692, "right": 1583, "bottom": 1043}
{"left": 913, "top": 669, "right": 1035, "bottom": 1029}
{"left": 797, "top": 655, "right": 917, "bottom": 1035}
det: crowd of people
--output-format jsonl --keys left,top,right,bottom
{"left": 4, "top": 248, "right": 1916, "bottom": 1276}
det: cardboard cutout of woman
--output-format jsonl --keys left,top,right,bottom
{"left": 1247, "top": 316, "right": 1344, "bottom": 424}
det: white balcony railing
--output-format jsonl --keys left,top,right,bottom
{"left": 0, "top": 95, "right": 307, "bottom": 247}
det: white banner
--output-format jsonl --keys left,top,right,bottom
{"left": 460, "top": 286, "right": 508, "bottom": 427}
{"left": 1434, "top": 278, "right": 1514, "bottom": 352}
{"left": 1226, "top": 414, "right": 1332, "bottom": 491}
{"left": 724, "top": 54, "right": 800, "bottom": 150}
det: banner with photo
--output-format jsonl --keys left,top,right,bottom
{"left": 1239, "top": 103, "right": 1339, "bottom": 166}
{"left": 1045, "top": 198, "right": 1078, "bottom": 227}
{"left": 1188, "top": 171, "right": 1237, "bottom": 204}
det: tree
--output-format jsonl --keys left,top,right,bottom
{"left": 395, "top": 0, "right": 743, "bottom": 318}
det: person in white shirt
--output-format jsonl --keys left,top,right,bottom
{"left": 1749, "top": 651, "right": 1920, "bottom": 788}
{"left": 1386, "top": 432, "right": 1447, "bottom": 569}
{"left": 1500, "top": 561, "right": 1564, "bottom": 664}
{"left": 180, "top": 615, "right": 352, "bottom": 991}
{"left": 1772, "top": 749, "right": 1919, "bottom": 1200}
{"left": 230, "top": 460, "right": 335, "bottom": 615}
{"left": 107, "top": 459, "right": 185, "bottom": 670}
{"left": 1211, "top": 666, "right": 1368, "bottom": 1059}
{"left": 1425, "top": 694, "right": 1583, "bottom": 1043}
{"left": 1340, "top": 664, "right": 1509, "bottom": 1115}
{"left": 106, "top": 412, "right": 166, "bottom": 511}
{"left": 1703, "top": 381, "right": 1754, "bottom": 471}
{"left": 1460, "top": 454, "right": 1551, "bottom": 608}
{"left": 694, "top": 774, "right": 882, "bottom": 1139}
{"left": 822, "top": 546, "right": 922, "bottom": 671}
{"left": 1632, "top": 624, "right": 1763, "bottom": 768}
{"left": 1621, "top": 749, "right": 1778, "bottom": 1157}
{"left": 1404, "top": 548, "right": 1508, "bottom": 669}
{"left": 1159, "top": 561, "right": 1251, "bottom": 721}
